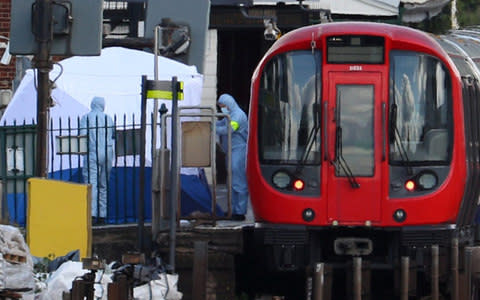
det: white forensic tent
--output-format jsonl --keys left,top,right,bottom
{"left": 1, "top": 46, "right": 203, "bottom": 173}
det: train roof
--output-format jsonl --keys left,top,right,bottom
{"left": 264, "top": 22, "right": 445, "bottom": 58}
{"left": 434, "top": 27, "right": 480, "bottom": 79}
{"left": 258, "top": 22, "right": 480, "bottom": 81}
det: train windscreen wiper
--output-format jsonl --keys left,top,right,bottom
{"left": 297, "top": 51, "right": 321, "bottom": 172}
{"left": 389, "top": 104, "right": 413, "bottom": 175}
{"left": 332, "top": 125, "right": 360, "bottom": 189}
{"left": 298, "top": 122, "right": 321, "bottom": 167}
{"left": 296, "top": 103, "right": 321, "bottom": 171}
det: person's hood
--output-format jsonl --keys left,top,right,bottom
{"left": 218, "top": 94, "right": 239, "bottom": 111}
{"left": 90, "top": 96, "right": 105, "bottom": 112}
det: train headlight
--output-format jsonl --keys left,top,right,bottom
{"left": 272, "top": 171, "right": 291, "bottom": 189}
{"left": 418, "top": 172, "right": 437, "bottom": 190}
{"left": 302, "top": 208, "right": 315, "bottom": 222}
{"left": 393, "top": 209, "right": 407, "bottom": 222}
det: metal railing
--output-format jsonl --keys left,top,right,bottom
{"left": 152, "top": 106, "right": 232, "bottom": 237}
{"left": 1, "top": 108, "right": 231, "bottom": 228}
{"left": 1, "top": 115, "right": 156, "bottom": 226}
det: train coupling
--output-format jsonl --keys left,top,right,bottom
{"left": 334, "top": 237, "right": 373, "bottom": 256}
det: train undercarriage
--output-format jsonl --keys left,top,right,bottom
{"left": 238, "top": 225, "right": 480, "bottom": 300}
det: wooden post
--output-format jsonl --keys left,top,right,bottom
{"left": 192, "top": 241, "right": 208, "bottom": 300}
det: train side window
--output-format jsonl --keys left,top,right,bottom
{"left": 389, "top": 51, "right": 452, "bottom": 164}
{"left": 258, "top": 50, "right": 322, "bottom": 164}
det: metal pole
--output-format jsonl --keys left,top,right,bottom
{"left": 169, "top": 76, "right": 179, "bottom": 272}
{"left": 313, "top": 263, "right": 324, "bottom": 300}
{"left": 465, "top": 247, "right": 473, "bottom": 300}
{"left": 138, "top": 75, "right": 147, "bottom": 252}
{"left": 451, "top": 239, "right": 459, "bottom": 300}
{"left": 152, "top": 26, "right": 160, "bottom": 166}
{"left": 34, "top": 0, "right": 53, "bottom": 178}
{"left": 431, "top": 245, "right": 439, "bottom": 300}
{"left": 192, "top": 241, "right": 208, "bottom": 300}
{"left": 210, "top": 112, "right": 217, "bottom": 222}
{"left": 151, "top": 26, "right": 160, "bottom": 239}
{"left": 226, "top": 114, "right": 232, "bottom": 217}
{"left": 159, "top": 112, "right": 169, "bottom": 233}
{"left": 400, "top": 256, "right": 409, "bottom": 300}
{"left": 353, "top": 257, "right": 362, "bottom": 300}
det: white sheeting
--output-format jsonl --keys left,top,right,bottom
{"left": 0, "top": 225, "right": 35, "bottom": 291}
{"left": 1, "top": 47, "right": 204, "bottom": 174}
{"left": 253, "top": 0, "right": 400, "bottom": 16}
{"left": 401, "top": 0, "right": 450, "bottom": 23}
{"left": 36, "top": 261, "right": 182, "bottom": 300}
{"left": 318, "top": 0, "right": 400, "bottom": 16}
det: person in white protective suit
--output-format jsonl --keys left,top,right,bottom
{"left": 80, "top": 96, "right": 115, "bottom": 223}
{"left": 216, "top": 93, "right": 249, "bottom": 221}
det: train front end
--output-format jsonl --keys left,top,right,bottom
{"left": 243, "top": 22, "right": 477, "bottom": 298}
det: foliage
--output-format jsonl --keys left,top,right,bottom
{"left": 457, "top": 0, "right": 480, "bottom": 27}
{"left": 403, "top": 0, "right": 480, "bottom": 34}
{"left": 403, "top": 3, "right": 452, "bottom": 34}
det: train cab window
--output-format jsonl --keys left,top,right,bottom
{"left": 337, "top": 84, "right": 374, "bottom": 176}
{"left": 389, "top": 51, "right": 452, "bottom": 164}
{"left": 258, "top": 50, "right": 322, "bottom": 164}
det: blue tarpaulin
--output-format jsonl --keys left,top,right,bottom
{"left": 7, "top": 167, "right": 219, "bottom": 226}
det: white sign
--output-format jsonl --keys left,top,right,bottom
{"left": 7, "top": 147, "right": 24, "bottom": 173}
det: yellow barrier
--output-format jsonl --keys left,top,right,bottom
{"left": 27, "top": 178, "right": 91, "bottom": 259}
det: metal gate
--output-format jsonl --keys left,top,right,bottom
{"left": 0, "top": 124, "right": 36, "bottom": 225}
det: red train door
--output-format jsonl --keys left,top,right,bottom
{"left": 326, "top": 71, "right": 383, "bottom": 224}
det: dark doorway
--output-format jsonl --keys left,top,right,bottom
{"left": 217, "top": 29, "right": 272, "bottom": 113}
{"left": 216, "top": 29, "right": 272, "bottom": 183}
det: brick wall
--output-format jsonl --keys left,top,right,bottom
{"left": 0, "top": 0, "right": 13, "bottom": 90}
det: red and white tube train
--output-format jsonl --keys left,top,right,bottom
{"left": 243, "top": 21, "right": 480, "bottom": 299}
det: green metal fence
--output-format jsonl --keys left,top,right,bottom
{"left": 0, "top": 115, "right": 154, "bottom": 226}
{"left": 0, "top": 123, "right": 36, "bottom": 225}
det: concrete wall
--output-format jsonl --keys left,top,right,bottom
{"left": 200, "top": 29, "right": 218, "bottom": 185}
{"left": 201, "top": 29, "right": 218, "bottom": 108}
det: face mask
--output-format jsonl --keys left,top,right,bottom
{"left": 221, "top": 107, "right": 229, "bottom": 114}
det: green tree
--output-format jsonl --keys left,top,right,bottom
{"left": 402, "top": 0, "right": 480, "bottom": 34}
{"left": 457, "top": 0, "right": 480, "bottom": 27}
{"left": 402, "top": 2, "right": 451, "bottom": 34}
